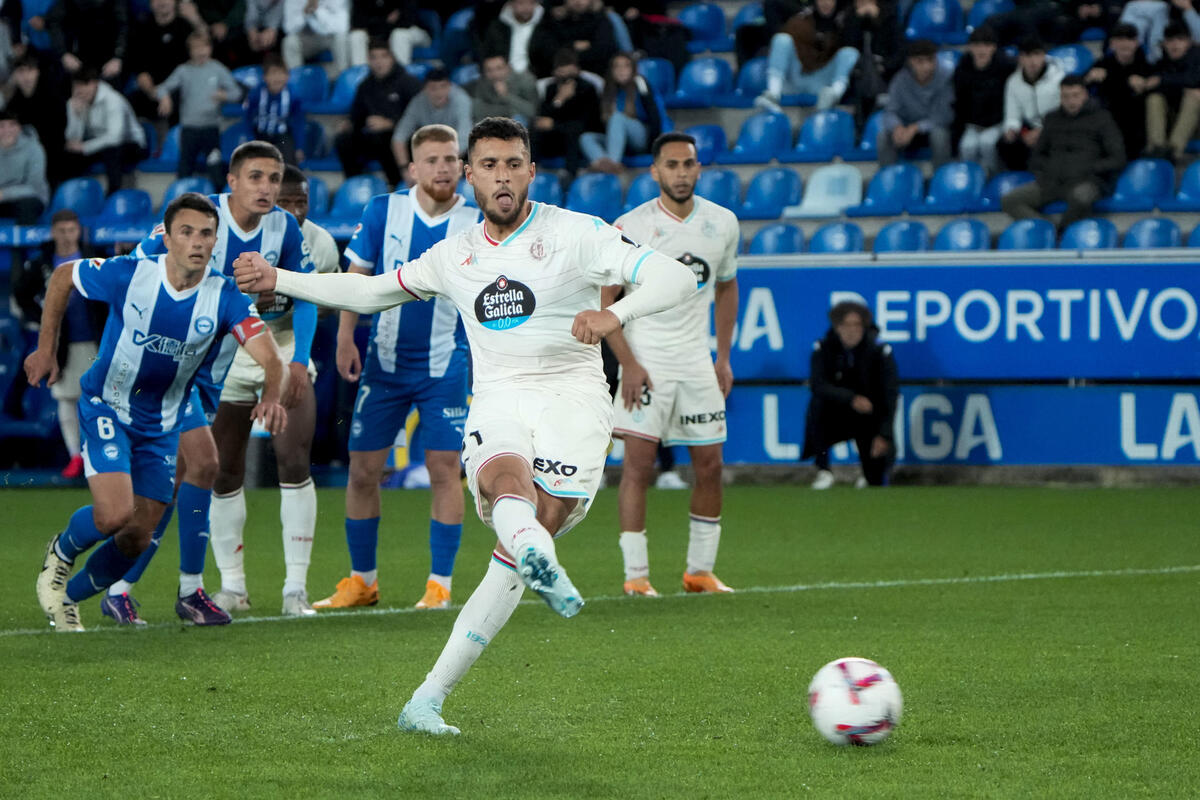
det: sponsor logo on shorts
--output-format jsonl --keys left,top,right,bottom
{"left": 194, "top": 316, "right": 215, "bottom": 335}
{"left": 475, "top": 275, "right": 535, "bottom": 330}
{"left": 679, "top": 253, "right": 711, "bottom": 288}
{"left": 165, "top": 454, "right": 177, "bottom": 466}
{"left": 102, "top": 443, "right": 120, "bottom": 460}
{"left": 442, "top": 406, "right": 468, "bottom": 419}
{"left": 533, "top": 457, "right": 577, "bottom": 476}
{"left": 679, "top": 410, "right": 726, "bottom": 426}
{"left": 351, "top": 420, "right": 363, "bottom": 437}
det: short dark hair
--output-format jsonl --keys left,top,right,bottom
{"left": 968, "top": 24, "right": 997, "bottom": 44}
{"left": 1017, "top": 35, "right": 1046, "bottom": 54}
{"left": 0, "top": 110, "right": 17, "bottom": 123}
{"left": 50, "top": 209, "right": 80, "bottom": 226}
{"left": 280, "top": 164, "right": 308, "bottom": 192}
{"left": 1060, "top": 74, "right": 1087, "bottom": 89}
{"left": 262, "top": 53, "right": 287, "bottom": 73}
{"left": 13, "top": 53, "right": 39, "bottom": 71}
{"left": 829, "top": 301, "right": 872, "bottom": 327}
{"left": 229, "top": 140, "right": 284, "bottom": 175}
{"left": 367, "top": 37, "right": 391, "bottom": 53}
{"left": 467, "top": 116, "right": 530, "bottom": 160}
{"left": 553, "top": 47, "right": 579, "bottom": 69}
{"left": 425, "top": 67, "right": 450, "bottom": 84}
{"left": 164, "top": 192, "right": 219, "bottom": 233}
{"left": 1110, "top": 22, "right": 1139, "bottom": 40}
{"left": 907, "top": 38, "right": 938, "bottom": 58}
{"left": 1165, "top": 20, "right": 1192, "bottom": 40}
{"left": 72, "top": 67, "right": 99, "bottom": 85}
{"left": 651, "top": 131, "right": 697, "bottom": 160}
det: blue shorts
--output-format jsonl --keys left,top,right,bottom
{"left": 348, "top": 361, "right": 469, "bottom": 454}
{"left": 79, "top": 397, "right": 180, "bottom": 503}
{"left": 180, "top": 384, "right": 218, "bottom": 433}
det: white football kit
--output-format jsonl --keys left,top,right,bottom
{"left": 612, "top": 196, "right": 740, "bottom": 446}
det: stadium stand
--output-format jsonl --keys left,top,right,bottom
{"left": 934, "top": 217, "right": 991, "bottom": 250}
{"left": 997, "top": 218, "right": 1057, "bottom": 250}
{"left": 1123, "top": 217, "right": 1182, "bottom": 248}
{"left": 748, "top": 222, "right": 804, "bottom": 254}
{"left": 846, "top": 164, "right": 923, "bottom": 217}
{"left": 1059, "top": 218, "right": 1119, "bottom": 250}
{"left": 809, "top": 222, "right": 865, "bottom": 253}
{"left": 785, "top": 164, "right": 862, "bottom": 218}
{"left": 738, "top": 167, "right": 803, "bottom": 219}
{"left": 873, "top": 220, "right": 931, "bottom": 253}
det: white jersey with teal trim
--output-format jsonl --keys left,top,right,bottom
{"left": 394, "top": 202, "right": 659, "bottom": 397}
{"left": 613, "top": 195, "right": 739, "bottom": 381}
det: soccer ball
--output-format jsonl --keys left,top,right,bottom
{"left": 807, "top": 657, "right": 903, "bottom": 746}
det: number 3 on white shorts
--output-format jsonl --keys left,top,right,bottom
{"left": 96, "top": 416, "right": 116, "bottom": 440}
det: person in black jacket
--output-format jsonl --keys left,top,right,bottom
{"left": 334, "top": 38, "right": 422, "bottom": 186}
{"left": 45, "top": 0, "right": 129, "bottom": 80}
{"left": 1142, "top": 21, "right": 1200, "bottom": 161}
{"left": 347, "top": 0, "right": 430, "bottom": 66}
{"left": 580, "top": 52, "right": 662, "bottom": 173}
{"left": 1085, "top": 22, "right": 1152, "bottom": 160}
{"left": 530, "top": 47, "right": 602, "bottom": 179}
{"left": 802, "top": 301, "right": 899, "bottom": 489}
{"left": 953, "top": 25, "right": 1014, "bottom": 174}
{"left": 528, "top": 0, "right": 617, "bottom": 78}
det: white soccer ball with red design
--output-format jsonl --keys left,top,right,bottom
{"left": 808, "top": 657, "right": 903, "bottom": 746}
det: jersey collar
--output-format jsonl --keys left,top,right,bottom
{"left": 412, "top": 192, "right": 467, "bottom": 228}
{"left": 221, "top": 193, "right": 268, "bottom": 241}
{"left": 482, "top": 201, "right": 539, "bottom": 246}
{"left": 657, "top": 197, "right": 696, "bottom": 224}
{"left": 157, "top": 254, "right": 204, "bottom": 301}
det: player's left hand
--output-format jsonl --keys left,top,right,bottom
{"left": 252, "top": 400, "right": 287, "bottom": 436}
{"left": 571, "top": 309, "right": 620, "bottom": 345}
{"left": 282, "top": 361, "right": 309, "bottom": 409}
{"left": 23, "top": 347, "right": 59, "bottom": 388}
{"left": 714, "top": 358, "right": 734, "bottom": 398}
{"left": 234, "top": 252, "right": 278, "bottom": 293}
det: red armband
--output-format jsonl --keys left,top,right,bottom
{"left": 232, "top": 316, "right": 266, "bottom": 344}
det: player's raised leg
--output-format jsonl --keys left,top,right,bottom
{"left": 209, "top": 401, "right": 255, "bottom": 613}
{"left": 616, "top": 434, "right": 660, "bottom": 597}
{"left": 681, "top": 443, "right": 733, "bottom": 593}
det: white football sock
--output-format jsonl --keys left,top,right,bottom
{"left": 280, "top": 478, "right": 316, "bottom": 595}
{"left": 686, "top": 514, "right": 722, "bottom": 574}
{"left": 179, "top": 573, "right": 204, "bottom": 596}
{"left": 429, "top": 573, "right": 451, "bottom": 591}
{"left": 58, "top": 399, "right": 80, "bottom": 456}
{"left": 108, "top": 579, "right": 132, "bottom": 597}
{"left": 416, "top": 553, "right": 523, "bottom": 702}
{"left": 619, "top": 531, "right": 650, "bottom": 581}
{"left": 210, "top": 488, "right": 247, "bottom": 595}
{"left": 491, "top": 494, "right": 556, "bottom": 562}
{"left": 352, "top": 569, "right": 378, "bottom": 586}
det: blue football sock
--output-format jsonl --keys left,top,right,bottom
{"left": 120, "top": 503, "right": 172, "bottom": 584}
{"left": 177, "top": 482, "right": 212, "bottom": 575}
{"left": 346, "top": 517, "right": 379, "bottom": 573}
{"left": 429, "top": 520, "right": 462, "bottom": 577}
{"left": 65, "top": 539, "right": 137, "bottom": 603}
{"left": 56, "top": 506, "right": 108, "bottom": 562}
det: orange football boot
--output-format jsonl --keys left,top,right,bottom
{"left": 623, "top": 577, "right": 660, "bottom": 597}
{"left": 312, "top": 575, "right": 379, "bottom": 609}
{"left": 682, "top": 571, "right": 735, "bottom": 593}
{"left": 415, "top": 579, "right": 451, "bottom": 609}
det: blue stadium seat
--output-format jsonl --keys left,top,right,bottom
{"left": 786, "top": 163, "right": 862, "bottom": 218}
{"left": 846, "top": 163, "right": 923, "bottom": 216}
{"left": 301, "top": 119, "right": 328, "bottom": 163}
{"left": 1079, "top": 26, "right": 1106, "bottom": 41}
{"left": 530, "top": 172, "right": 563, "bottom": 206}
{"left": 49, "top": 177, "right": 105, "bottom": 217}
{"left": 966, "top": 0, "right": 1012, "bottom": 31}
{"left": 138, "top": 125, "right": 181, "bottom": 172}
{"left": 732, "top": 2, "right": 765, "bottom": 31}
{"left": 937, "top": 49, "right": 962, "bottom": 73}
{"left": 738, "top": 167, "right": 803, "bottom": 219}
{"left": 98, "top": 188, "right": 153, "bottom": 222}
{"left": 997, "top": 218, "right": 1056, "bottom": 250}
{"left": 874, "top": 220, "right": 930, "bottom": 253}
{"left": 1159, "top": 161, "right": 1200, "bottom": 211}
{"left": 638, "top": 57, "right": 676, "bottom": 98}
{"left": 440, "top": 6, "right": 475, "bottom": 65}
{"left": 232, "top": 65, "right": 264, "bottom": 92}
{"left": 844, "top": 110, "right": 885, "bottom": 162}
{"left": 306, "top": 174, "right": 330, "bottom": 216}
{"left": 0, "top": 379, "right": 58, "bottom": 442}
{"left": 780, "top": 109, "right": 854, "bottom": 163}
{"left": 329, "top": 174, "right": 388, "bottom": 221}
{"left": 456, "top": 177, "right": 478, "bottom": 207}
{"left": 667, "top": 58, "right": 734, "bottom": 109}
{"left": 809, "top": 222, "right": 865, "bottom": 254}
{"left": 1059, "top": 218, "right": 1118, "bottom": 249}
{"left": 729, "top": 57, "right": 768, "bottom": 106}
{"left": 934, "top": 218, "right": 990, "bottom": 251}
{"left": 678, "top": 3, "right": 732, "bottom": 52}
{"left": 905, "top": 0, "right": 967, "bottom": 44}
{"left": 1189, "top": 223, "right": 1200, "bottom": 247}
{"left": 220, "top": 120, "right": 254, "bottom": 160}
{"left": 1123, "top": 217, "right": 1181, "bottom": 248}
{"left": 414, "top": 8, "right": 441, "bottom": 60}
{"left": 288, "top": 65, "right": 328, "bottom": 105}
{"left": 974, "top": 170, "right": 1035, "bottom": 212}
{"left": 1095, "top": 158, "right": 1175, "bottom": 212}
{"left": 683, "top": 124, "right": 728, "bottom": 164}
{"left": 161, "top": 177, "right": 215, "bottom": 211}
{"left": 623, "top": 171, "right": 660, "bottom": 212}
{"left": 451, "top": 63, "right": 480, "bottom": 86}
{"left": 1049, "top": 44, "right": 1093, "bottom": 76}
{"left": 695, "top": 168, "right": 741, "bottom": 210}
{"left": 911, "top": 161, "right": 985, "bottom": 215}
{"left": 566, "top": 173, "right": 622, "bottom": 221}
{"left": 717, "top": 111, "right": 791, "bottom": 164}
{"left": 406, "top": 61, "right": 433, "bottom": 82}
{"left": 311, "top": 65, "right": 368, "bottom": 114}
{"left": 748, "top": 223, "right": 804, "bottom": 254}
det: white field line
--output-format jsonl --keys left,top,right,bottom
{"left": 5, "top": 564, "right": 1198, "bottom": 638}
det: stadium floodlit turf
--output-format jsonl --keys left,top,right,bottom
{"left": 1, "top": 485, "right": 1197, "bottom": 798}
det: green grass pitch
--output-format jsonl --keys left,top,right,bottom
{"left": 1, "top": 485, "right": 1198, "bottom": 798}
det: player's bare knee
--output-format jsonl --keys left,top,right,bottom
{"left": 690, "top": 452, "right": 724, "bottom": 489}
{"left": 277, "top": 460, "right": 311, "bottom": 485}
{"left": 93, "top": 504, "right": 133, "bottom": 535}
{"left": 113, "top": 527, "right": 151, "bottom": 557}
{"left": 347, "top": 459, "right": 381, "bottom": 495}
{"left": 213, "top": 469, "right": 244, "bottom": 495}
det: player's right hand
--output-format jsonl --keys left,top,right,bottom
{"left": 234, "top": 252, "right": 278, "bottom": 293}
{"left": 620, "top": 362, "right": 653, "bottom": 411}
{"left": 336, "top": 337, "right": 362, "bottom": 382}
{"left": 252, "top": 400, "right": 287, "bottom": 436}
{"left": 23, "top": 348, "right": 58, "bottom": 388}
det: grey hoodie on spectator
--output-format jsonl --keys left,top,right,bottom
{"left": 157, "top": 60, "right": 244, "bottom": 129}
{"left": 0, "top": 128, "right": 49, "bottom": 206}
{"left": 881, "top": 64, "right": 954, "bottom": 132}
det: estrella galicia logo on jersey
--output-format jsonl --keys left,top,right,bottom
{"left": 475, "top": 275, "right": 535, "bottom": 330}
{"left": 679, "top": 253, "right": 711, "bottom": 287}
{"left": 194, "top": 316, "right": 215, "bottom": 335}
{"left": 102, "top": 443, "right": 120, "bottom": 461}
{"left": 132, "top": 330, "right": 201, "bottom": 361}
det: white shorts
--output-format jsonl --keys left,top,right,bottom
{"left": 612, "top": 371, "right": 728, "bottom": 447}
{"left": 51, "top": 341, "right": 98, "bottom": 401}
{"left": 219, "top": 333, "right": 316, "bottom": 404}
{"left": 463, "top": 386, "right": 614, "bottom": 536}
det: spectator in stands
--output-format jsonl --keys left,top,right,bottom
{"left": 953, "top": 25, "right": 1014, "bottom": 175}
{"left": 842, "top": 0, "right": 904, "bottom": 123}
{"left": 10, "top": 209, "right": 105, "bottom": 479}
{"left": 482, "top": 0, "right": 544, "bottom": 76}
{"left": 1062, "top": 0, "right": 1125, "bottom": 44}
{"left": 1086, "top": 22, "right": 1153, "bottom": 160}
{"left": 754, "top": 0, "right": 861, "bottom": 112}
{"left": 802, "top": 301, "right": 898, "bottom": 490}
{"left": 62, "top": 67, "right": 147, "bottom": 190}
{"left": 157, "top": 31, "right": 243, "bottom": 185}
{"left": 348, "top": 0, "right": 429, "bottom": 66}
{"left": 282, "top": 0, "right": 350, "bottom": 74}
{"left": 530, "top": 47, "right": 602, "bottom": 180}
{"left": 181, "top": 0, "right": 251, "bottom": 66}
{"left": 244, "top": 0, "right": 285, "bottom": 58}
{"left": 245, "top": 54, "right": 306, "bottom": 165}
{"left": 529, "top": 0, "right": 618, "bottom": 78}
{"left": 126, "top": 0, "right": 197, "bottom": 122}
{"left": 877, "top": 39, "right": 952, "bottom": 167}
{"left": 469, "top": 52, "right": 538, "bottom": 125}
{"left": 0, "top": 111, "right": 48, "bottom": 223}
{"left": 1142, "top": 21, "right": 1200, "bottom": 161}
{"left": 3, "top": 54, "right": 67, "bottom": 184}
{"left": 998, "top": 36, "right": 1064, "bottom": 171}
{"left": 1001, "top": 75, "right": 1125, "bottom": 229}
{"left": 390, "top": 68, "right": 472, "bottom": 175}
{"left": 45, "top": 0, "right": 128, "bottom": 80}
{"left": 335, "top": 38, "right": 420, "bottom": 187}
{"left": 609, "top": 1, "right": 693, "bottom": 74}
{"left": 580, "top": 52, "right": 662, "bottom": 174}
{"left": 1119, "top": 0, "right": 1200, "bottom": 63}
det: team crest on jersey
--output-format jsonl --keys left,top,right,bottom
{"left": 702, "top": 220, "right": 718, "bottom": 238}
{"left": 529, "top": 237, "right": 546, "bottom": 260}
{"left": 475, "top": 275, "right": 535, "bottom": 330}
{"left": 678, "top": 253, "right": 711, "bottom": 287}
{"left": 194, "top": 317, "right": 215, "bottom": 335}
{"left": 263, "top": 250, "right": 279, "bottom": 264}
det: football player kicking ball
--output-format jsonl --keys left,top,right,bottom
{"left": 315, "top": 124, "right": 480, "bottom": 613}
{"left": 234, "top": 117, "right": 696, "bottom": 734}
{"left": 29, "top": 194, "right": 287, "bottom": 632}
{"left": 605, "top": 132, "right": 741, "bottom": 597}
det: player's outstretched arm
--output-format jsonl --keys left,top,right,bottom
{"left": 23, "top": 262, "right": 77, "bottom": 387}
{"left": 235, "top": 252, "right": 417, "bottom": 314}
{"left": 241, "top": 326, "right": 289, "bottom": 435}
{"left": 599, "top": 249, "right": 696, "bottom": 328}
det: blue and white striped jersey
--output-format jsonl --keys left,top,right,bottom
{"left": 345, "top": 190, "right": 479, "bottom": 379}
{"left": 73, "top": 255, "right": 261, "bottom": 434}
